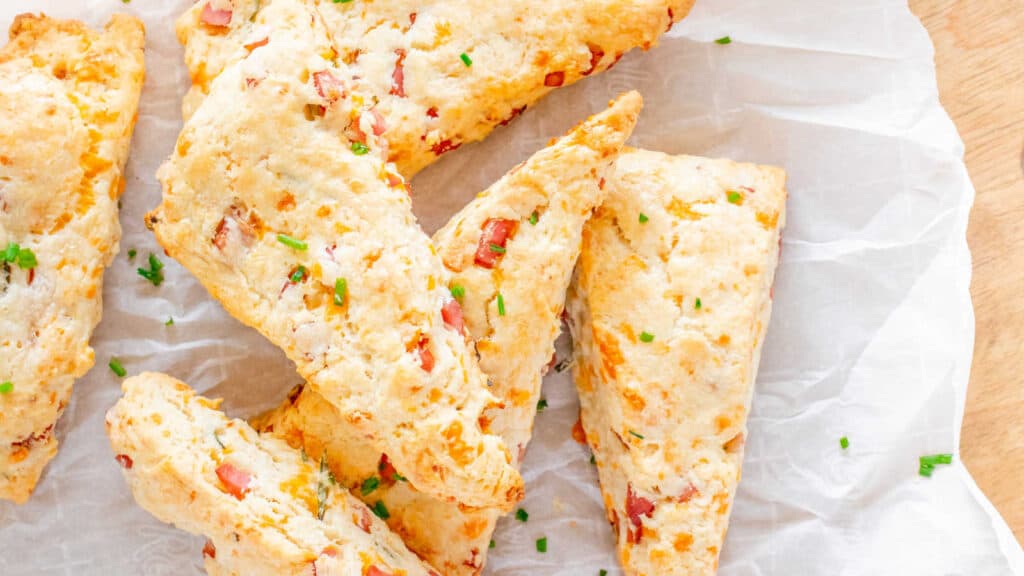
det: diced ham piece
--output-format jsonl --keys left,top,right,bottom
{"left": 215, "top": 463, "right": 252, "bottom": 500}
{"left": 313, "top": 70, "right": 345, "bottom": 103}
{"left": 378, "top": 454, "right": 399, "bottom": 484}
{"left": 390, "top": 49, "right": 407, "bottom": 97}
{"left": 357, "top": 506, "right": 373, "bottom": 533}
{"left": 626, "top": 484, "right": 655, "bottom": 529}
{"left": 371, "top": 109, "right": 387, "bottom": 136}
{"left": 430, "top": 139, "right": 461, "bottom": 156}
{"left": 115, "top": 454, "right": 133, "bottom": 469}
{"left": 544, "top": 71, "right": 566, "bottom": 87}
{"left": 417, "top": 338, "right": 434, "bottom": 372}
{"left": 676, "top": 483, "right": 698, "bottom": 503}
{"left": 473, "top": 218, "right": 517, "bottom": 268}
{"left": 201, "top": 3, "right": 232, "bottom": 27}
{"left": 584, "top": 45, "right": 605, "bottom": 76}
{"left": 441, "top": 299, "right": 466, "bottom": 335}
{"left": 498, "top": 105, "right": 527, "bottom": 127}
{"left": 202, "top": 540, "right": 217, "bottom": 559}
{"left": 386, "top": 172, "right": 405, "bottom": 189}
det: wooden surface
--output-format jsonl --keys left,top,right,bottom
{"left": 910, "top": 0, "right": 1024, "bottom": 544}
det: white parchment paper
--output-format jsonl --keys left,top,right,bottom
{"left": 1, "top": 0, "right": 1022, "bottom": 574}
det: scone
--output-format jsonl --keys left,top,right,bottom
{"left": 256, "top": 92, "right": 643, "bottom": 575}
{"left": 0, "top": 13, "right": 145, "bottom": 503}
{"left": 105, "top": 373, "right": 440, "bottom": 576}
{"left": 568, "top": 149, "right": 786, "bottom": 575}
{"left": 176, "top": 0, "right": 693, "bottom": 176}
{"left": 149, "top": 0, "right": 520, "bottom": 511}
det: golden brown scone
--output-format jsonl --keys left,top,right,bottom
{"left": 105, "top": 373, "right": 441, "bottom": 576}
{"left": 150, "top": 0, "right": 520, "bottom": 511}
{"left": 568, "top": 149, "right": 787, "bottom": 575}
{"left": 0, "top": 13, "right": 145, "bottom": 503}
{"left": 176, "top": 0, "right": 693, "bottom": 176}
{"left": 256, "top": 93, "right": 642, "bottom": 575}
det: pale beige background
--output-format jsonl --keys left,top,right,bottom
{"left": 911, "top": 0, "right": 1024, "bottom": 545}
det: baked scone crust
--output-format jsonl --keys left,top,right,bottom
{"left": 0, "top": 13, "right": 145, "bottom": 503}
{"left": 256, "top": 92, "right": 642, "bottom": 575}
{"left": 568, "top": 149, "right": 786, "bottom": 575}
{"left": 106, "top": 373, "right": 440, "bottom": 576}
{"left": 176, "top": 0, "right": 693, "bottom": 176}
{"left": 150, "top": 0, "right": 520, "bottom": 510}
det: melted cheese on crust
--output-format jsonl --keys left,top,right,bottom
{"left": 176, "top": 0, "right": 693, "bottom": 176}
{"left": 568, "top": 149, "right": 786, "bottom": 575}
{"left": 150, "top": 0, "right": 520, "bottom": 511}
{"left": 255, "top": 93, "right": 642, "bottom": 575}
{"left": 0, "top": 13, "right": 144, "bottom": 503}
{"left": 106, "top": 373, "right": 440, "bottom": 576}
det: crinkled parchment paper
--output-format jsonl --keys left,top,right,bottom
{"left": 1, "top": 0, "right": 1022, "bottom": 574}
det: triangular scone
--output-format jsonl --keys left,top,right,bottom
{"left": 0, "top": 14, "right": 145, "bottom": 503}
{"left": 568, "top": 149, "right": 786, "bottom": 575}
{"left": 255, "top": 93, "right": 642, "bottom": 575}
{"left": 106, "top": 373, "right": 441, "bottom": 576}
{"left": 176, "top": 0, "right": 692, "bottom": 176}
{"left": 149, "top": 0, "right": 520, "bottom": 511}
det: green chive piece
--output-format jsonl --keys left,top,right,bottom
{"left": 128, "top": 249, "right": 137, "bottom": 260}
{"left": 0, "top": 381, "right": 13, "bottom": 395}
{"left": 695, "top": 297, "right": 702, "bottom": 310}
{"left": 715, "top": 35, "right": 732, "bottom": 45}
{"left": 488, "top": 243, "right": 506, "bottom": 254}
{"left": 334, "top": 278, "right": 348, "bottom": 306}
{"left": 2, "top": 243, "right": 38, "bottom": 269}
{"left": 332, "top": 0, "right": 353, "bottom": 3}
{"left": 3, "top": 243, "right": 19, "bottom": 262}
{"left": 497, "top": 293, "right": 506, "bottom": 316}
{"left": 639, "top": 213, "right": 649, "bottom": 224}
{"left": 489, "top": 539, "right": 496, "bottom": 549}
{"left": 590, "top": 454, "right": 596, "bottom": 465}
{"left": 165, "top": 317, "right": 175, "bottom": 326}
{"left": 529, "top": 211, "right": 539, "bottom": 226}
{"left": 361, "top": 476, "right": 381, "bottom": 496}
{"left": 460, "top": 52, "right": 473, "bottom": 67}
{"left": 392, "top": 471, "right": 407, "bottom": 482}
{"left": 600, "top": 571, "right": 608, "bottom": 576}
{"left": 515, "top": 508, "right": 529, "bottom": 522}
{"left": 628, "top": 430, "right": 644, "bottom": 440}
{"left": 109, "top": 358, "right": 127, "bottom": 378}
{"left": 351, "top": 141, "right": 371, "bottom": 155}
{"left": 920, "top": 454, "right": 953, "bottom": 466}
{"left": 919, "top": 463, "right": 934, "bottom": 478}
{"left": 290, "top": 265, "right": 307, "bottom": 283}
{"left": 537, "top": 398, "right": 548, "bottom": 412}
{"left": 277, "top": 234, "right": 308, "bottom": 251}
{"left": 536, "top": 537, "right": 547, "bottom": 553}
{"left": 727, "top": 190, "right": 743, "bottom": 204}
{"left": 16, "top": 248, "right": 37, "bottom": 270}
{"left": 213, "top": 432, "right": 226, "bottom": 449}
{"left": 450, "top": 284, "right": 466, "bottom": 299}
{"left": 371, "top": 500, "right": 390, "bottom": 520}
{"left": 840, "top": 436, "right": 850, "bottom": 450}
{"left": 639, "top": 331, "right": 655, "bottom": 343}
{"left": 137, "top": 254, "right": 165, "bottom": 286}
